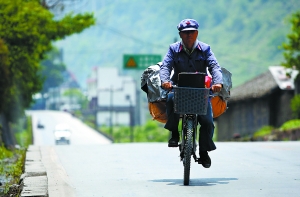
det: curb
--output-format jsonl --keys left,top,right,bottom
{"left": 20, "top": 145, "right": 48, "bottom": 197}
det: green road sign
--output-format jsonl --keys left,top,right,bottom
{"left": 123, "top": 54, "right": 162, "bottom": 69}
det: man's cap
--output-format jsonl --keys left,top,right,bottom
{"left": 177, "top": 19, "right": 199, "bottom": 31}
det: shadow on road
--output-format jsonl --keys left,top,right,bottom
{"left": 150, "top": 178, "right": 238, "bottom": 186}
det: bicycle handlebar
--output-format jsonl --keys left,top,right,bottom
{"left": 171, "top": 85, "right": 215, "bottom": 97}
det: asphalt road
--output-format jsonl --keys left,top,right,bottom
{"left": 26, "top": 110, "right": 112, "bottom": 145}
{"left": 39, "top": 142, "right": 299, "bottom": 197}
{"left": 26, "top": 110, "right": 300, "bottom": 197}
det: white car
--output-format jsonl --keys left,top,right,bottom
{"left": 54, "top": 123, "right": 72, "bottom": 145}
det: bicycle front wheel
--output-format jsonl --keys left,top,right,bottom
{"left": 183, "top": 118, "right": 193, "bottom": 186}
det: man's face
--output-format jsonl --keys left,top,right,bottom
{"left": 179, "top": 30, "right": 198, "bottom": 47}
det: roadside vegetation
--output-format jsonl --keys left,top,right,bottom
{"left": 236, "top": 119, "right": 300, "bottom": 142}
{"left": 0, "top": 0, "right": 95, "bottom": 148}
{"left": 0, "top": 115, "right": 32, "bottom": 196}
{"left": 99, "top": 120, "right": 169, "bottom": 143}
{"left": 0, "top": 1, "right": 95, "bottom": 195}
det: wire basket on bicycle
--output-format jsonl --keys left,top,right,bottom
{"left": 173, "top": 87, "right": 210, "bottom": 115}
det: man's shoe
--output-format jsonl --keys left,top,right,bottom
{"left": 168, "top": 137, "right": 179, "bottom": 147}
{"left": 199, "top": 151, "right": 211, "bottom": 168}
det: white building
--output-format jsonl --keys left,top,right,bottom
{"left": 86, "top": 67, "right": 136, "bottom": 126}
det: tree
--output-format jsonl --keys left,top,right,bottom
{"left": 29, "top": 48, "right": 67, "bottom": 109}
{"left": 0, "top": 0, "right": 95, "bottom": 147}
{"left": 40, "top": 0, "right": 86, "bottom": 13}
{"left": 0, "top": 39, "right": 11, "bottom": 113}
{"left": 290, "top": 94, "right": 300, "bottom": 118}
{"left": 281, "top": 11, "right": 300, "bottom": 70}
{"left": 281, "top": 11, "right": 300, "bottom": 119}
{"left": 63, "top": 88, "right": 89, "bottom": 110}
{"left": 0, "top": 39, "right": 13, "bottom": 146}
{"left": 40, "top": 48, "right": 67, "bottom": 94}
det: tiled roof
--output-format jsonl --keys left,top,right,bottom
{"left": 229, "top": 70, "right": 278, "bottom": 102}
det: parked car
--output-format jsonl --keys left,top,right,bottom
{"left": 54, "top": 123, "right": 72, "bottom": 145}
{"left": 37, "top": 120, "right": 44, "bottom": 129}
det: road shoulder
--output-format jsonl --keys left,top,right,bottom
{"left": 20, "top": 145, "right": 48, "bottom": 197}
{"left": 20, "top": 145, "right": 75, "bottom": 197}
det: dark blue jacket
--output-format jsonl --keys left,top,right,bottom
{"left": 160, "top": 40, "right": 223, "bottom": 85}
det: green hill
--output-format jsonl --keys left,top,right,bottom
{"left": 54, "top": 0, "right": 300, "bottom": 88}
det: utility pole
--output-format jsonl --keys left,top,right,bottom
{"left": 109, "top": 85, "right": 113, "bottom": 137}
{"left": 126, "top": 95, "right": 134, "bottom": 142}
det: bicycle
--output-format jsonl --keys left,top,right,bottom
{"left": 173, "top": 85, "right": 210, "bottom": 186}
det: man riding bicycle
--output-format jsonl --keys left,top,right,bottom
{"left": 160, "top": 18, "right": 223, "bottom": 168}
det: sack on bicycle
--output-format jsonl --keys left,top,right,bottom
{"left": 148, "top": 101, "right": 167, "bottom": 123}
{"left": 141, "top": 62, "right": 169, "bottom": 123}
{"left": 208, "top": 67, "right": 232, "bottom": 118}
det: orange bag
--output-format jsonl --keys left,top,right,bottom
{"left": 211, "top": 96, "right": 227, "bottom": 118}
{"left": 148, "top": 101, "right": 167, "bottom": 123}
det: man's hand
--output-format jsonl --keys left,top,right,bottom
{"left": 162, "top": 82, "right": 172, "bottom": 90}
{"left": 211, "top": 84, "right": 222, "bottom": 93}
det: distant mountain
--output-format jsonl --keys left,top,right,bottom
{"left": 54, "top": 0, "right": 300, "bottom": 88}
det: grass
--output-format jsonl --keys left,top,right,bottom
{"left": 279, "top": 119, "right": 300, "bottom": 130}
{"left": 0, "top": 146, "right": 26, "bottom": 195}
{"left": 0, "top": 115, "right": 32, "bottom": 196}
{"left": 251, "top": 120, "right": 300, "bottom": 141}
{"left": 99, "top": 120, "right": 169, "bottom": 143}
{"left": 253, "top": 126, "right": 274, "bottom": 138}
{"left": 14, "top": 116, "right": 33, "bottom": 148}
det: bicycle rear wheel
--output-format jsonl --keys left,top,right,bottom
{"left": 183, "top": 118, "right": 193, "bottom": 185}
